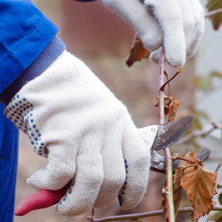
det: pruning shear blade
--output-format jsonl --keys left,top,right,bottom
{"left": 140, "top": 116, "right": 210, "bottom": 173}
{"left": 151, "top": 116, "right": 193, "bottom": 151}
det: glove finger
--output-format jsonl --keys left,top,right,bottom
{"left": 56, "top": 137, "right": 103, "bottom": 216}
{"left": 144, "top": 0, "right": 186, "bottom": 67}
{"left": 149, "top": 47, "right": 162, "bottom": 64}
{"left": 177, "top": 0, "right": 195, "bottom": 51}
{"left": 186, "top": 0, "right": 205, "bottom": 58}
{"left": 148, "top": 0, "right": 204, "bottom": 64}
{"left": 119, "top": 120, "right": 157, "bottom": 210}
{"left": 94, "top": 125, "right": 126, "bottom": 208}
{"left": 27, "top": 144, "right": 78, "bottom": 190}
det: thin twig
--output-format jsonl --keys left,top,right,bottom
{"left": 92, "top": 205, "right": 222, "bottom": 222}
{"left": 164, "top": 70, "right": 171, "bottom": 96}
{"left": 91, "top": 208, "right": 95, "bottom": 221}
{"left": 215, "top": 162, "right": 222, "bottom": 188}
{"left": 88, "top": 208, "right": 95, "bottom": 222}
{"left": 160, "top": 68, "right": 182, "bottom": 94}
{"left": 177, "top": 122, "right": 221, "bottom": 145}
{"left": 215, "top": 163, "right": 222, "bottom": 173}
{"left": 205, "top": 8, "right": 222, "bottom": 18}
{"left": 158, "top": 48, "right": 175, "bottom": 221}
{"left": 173, "top": 156, "right": 198, "bottom": 165}
{"left": 159, "top": 48, "right": 165, "bottom": 125}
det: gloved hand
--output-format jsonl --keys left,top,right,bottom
{"left": 100, "top": 0, "right": 205, "bottom": 67}
{"left": 5, "top": 50, "right": 157, "bottom": 216}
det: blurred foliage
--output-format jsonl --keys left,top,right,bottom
{"left": 206, "top": 0, "right": 222, "bottom": 30}
{"left": 192, "top": 71, "right": 222, "bottom": 91}
{"left": 185, "top": 108, "right": 209, "bottom": 134}
{"left": 208, "top": 211, "right": 222, "bottom": 221}
{"left": 208, "top": 192, "right": 222, "bottom": 221}
{"left": 192, "top": 109, "right": 209, "bottom": 130}
{"left": 219, "top": 192, "right": 222, "bottom": 205}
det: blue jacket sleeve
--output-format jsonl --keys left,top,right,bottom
{"left": 0, "top": 105, "right": 18, "bottom": 221}
{"left": 0, "top": 0, "right": 58, "bottom": 93}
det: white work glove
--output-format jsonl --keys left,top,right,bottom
{"left": 4, "top": 50, "right": 157, "bottom": 216}
{"left": 100, "top": 0, "right": 205, "bottom": 67}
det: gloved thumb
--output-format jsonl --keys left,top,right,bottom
{"left": 27, "top": 163, "right": 74, "bottom": 191}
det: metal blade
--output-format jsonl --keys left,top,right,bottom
{"left": 151, "top": 116, "right": 193, "bottom": 151}
{"left": 171, "top": 149, "right": 211, "bottom": 171}
{"left": 150, "top": 150, "right": 165, "bottom": 173}
{"left": 150, "top": 150, "right": 211, "bottom": 173}
{"left": 196, "top": 149, "right": 211, "bottom": 161}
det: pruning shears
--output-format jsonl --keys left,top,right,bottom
{"left": 140, "top": 116, "right": 211, "bottom": 173}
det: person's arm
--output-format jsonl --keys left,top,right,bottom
{"left": 0, "top": 0, "right": 58, "bottom": 95}
{"left": 0, "top": 0, "right": 156, "bottom": 217}
{"left": 0, "top": 36, "right": 65, "bottom": 105}
{"left": 1, "top": 0, "right": 205, "bottom": 218}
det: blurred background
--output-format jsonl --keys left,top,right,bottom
{"left": 14, "top": 0, "right": 222, "bottom": 221}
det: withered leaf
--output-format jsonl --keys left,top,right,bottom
{"left": 206, "top": 0, "right": 222, "bottom": 30}
{"left": 164, "top": 96, "right": 180, "bottom": 122}
{"left": 180, "top": 152, "right": 217, "bottom": 221}
{"left": 154, "top": 95, "right": 180, "bottom": 122}
{"left": 162, "top": 181, "right": 169, "bottom": 222}
{"left": 126, "top": 34, "right": 150, "bottom": 67}
{"left": 173, "top": 166, "right": 183, "bottom": 216}
{"left": 153, "top": 95, "right": 159, "bottom": 108}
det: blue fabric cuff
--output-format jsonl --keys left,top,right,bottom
{"left": 0, "top": 36, "right": 65, "bottom": 105}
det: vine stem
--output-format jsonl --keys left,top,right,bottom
{"left": 91, "top": 205, "right": 222, "bottom": 222}
{"left": 205, "top": 8, "right": 222, "bottom": 18}
{"left": 158, "top": 48, "right": 165, "bottom": 124}
{"left": 158, "top": 48, "right": 175, "bottom": 221}
{"left": 176, "top": 122, "right": 222, "bottom": 145}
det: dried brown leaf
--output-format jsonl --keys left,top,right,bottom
{"left": 154, "top": 95, "right": 180, "bottom": 122}
{"left": 166, "top": 97, "right": 180, "bottom": 122}
{"left": 180, "top": 152, "right": 217, "bottom": 221}
{"left": 173, "top": 167, "right": 183, "bottom": 216}
{"left": 162, "top": 181, "right": 169, "bottom": 222}
{"left": 126, "top": 34, "right": 150, "bottom": 67}
{"left": 153, "top": 95, "right": 159, "bottom": 107}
